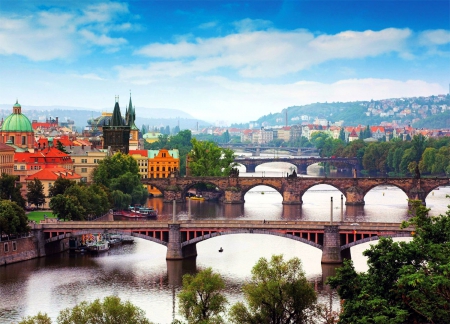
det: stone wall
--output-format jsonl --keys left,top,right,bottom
{"left": 0, "top": 236, "right": 38, "bottom": 266}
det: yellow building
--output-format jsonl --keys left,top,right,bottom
{"left": 67, "top": 145, "right": 110, "bottom": 183}
{"left": 129, "top": 150, "right": 149, "bottom": 179}
{"left": 147, "top": 149, "right": 180, "bottom": 196}
{"left": 143, "top": 132, "right": 162, "bottom": 144}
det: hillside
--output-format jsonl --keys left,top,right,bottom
{"left": 254, "top": 95, "right": 450, "bottom": 129}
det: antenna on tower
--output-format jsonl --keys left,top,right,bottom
{"left": 115, "top": 95, "right": 119, "bottom": 103}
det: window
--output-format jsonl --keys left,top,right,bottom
{"left": 81, "top": 159, "right": 87, "bottom": 163}
{"left": 4, "top": 243, "right": 9, "bottom": 253}
{"left": 14, "top": 165, "right": 17, "bottom": 170}
{"left": 81, "top": 168, "right": 88, "bottom": 173}
{"left": 151, "top": 167, "right": 154, "bottom": 171}
{"left": 20, "top": 165, "right": 25, "bottom": 170}
{"left": 156, "top": 167, "right": 159, "bottom": 171}
{"left": 22, "top": 136, "right": 26, "bottom": 145}
{"left": 162, "top": 153, "right": 166, "bottom": 157}
{"left": 162, "top": 167, "right": 165, "bottom": 171}
{"left": 12, "top": 241, "right": 17, "bottom": 251}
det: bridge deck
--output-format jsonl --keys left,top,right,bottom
{"left": 34, "top": 220, "right": 410, "bottom": 232}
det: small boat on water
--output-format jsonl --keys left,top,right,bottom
{"left": 88, "top": 240, "right": 110, "bottom": 254}
{"left": 113, "top": 205, "right": 158, "bottom": 218}
{"left": 121, "top": 236, "right": 135, "bottom": 244}
{"left": 187, "top": 195, "right": 205, "bottom": 201}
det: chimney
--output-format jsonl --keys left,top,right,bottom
{"left": 55, "top": 117, "right": 58, "bottom": 125}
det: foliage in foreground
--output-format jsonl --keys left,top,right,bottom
{"left": 229, "top": 254, "right": 317, "bottom": 324}
{"left": 18, "top": 296, "right": 152, "bottom": 324}
{"left": 0, "top": 199, "right": 29, "bottom": 236}
{"left": 188, "top": 138, "right": 237, "bottom": 177}
{"left": 177, "top": 268, "right": 228, "bottom": 324}
{"left": 328, "top": 200, "right": 450, "bottom": 323}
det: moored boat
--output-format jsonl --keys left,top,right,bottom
{"left": 88, "top": 240, "right": 110, "bottom": 254}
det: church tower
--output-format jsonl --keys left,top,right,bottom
{"left": 126, "top": 93, "right": 140, "bottom": 150}
{"left": 102, "top": 96, "right": 131, "bottom": 154}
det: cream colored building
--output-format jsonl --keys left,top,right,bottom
{"left": 66, "top": 145, "right": 110, "bottom": 183}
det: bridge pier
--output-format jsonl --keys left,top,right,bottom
{"left": 345, "top": 186, "right": 365, "bottom": 206}
{"left": 223, "top": 189, "right": 245, "bottom": 204}
{"left": 166, "top": 223, "right": 198, "bottom": 260}
{"left": 245, "top": 164, "right": 257, "bottom": 173}
{"left": 163, "top": 190, "right": 184, "bottom": 203}
{"left": 408, "top": 187, "right": 426, "bottom": 206}
{"left": 297, "top": 164, "right": 307, "bottom": 174}
{"left": 321, "top": 225, "right": 342, "bottom": 264}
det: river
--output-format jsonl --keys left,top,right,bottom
{"left": 1, "top": 160, "right": 449, "bottom": 323}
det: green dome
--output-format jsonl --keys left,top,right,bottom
{"left": 1, "top": 112, "right": 33, "bottom": 132}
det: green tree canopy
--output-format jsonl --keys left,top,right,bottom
{"left": 188, "top": 138, "right": 237, "bottom": 176}
{"left": 0, "top": 174, "right": 25, "bottom": 207}
{"left": 177, "top": 268, "right": 228, "bottom": 324}
{"left": 26, "top": 178, "right": 46, "bottom": 208}
{"left": 19, "top": 296, "right": 152, "bottom": 324}
{"left": 49, "top": 177, "right": 76, "bottom": 197}
{"left": 229, "top": 254, "right": 317, "bottom": 324}
{"left": 0, "top": 200, "right": 29, "bottom": 236}
{"left": 328, "top": 200, "right": 450, "bottom": 323}
{"left": 92, "top": 152, "right": 139, "bottom": 188}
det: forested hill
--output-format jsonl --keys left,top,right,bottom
{"left": 254, "top": 95, "right": 450, "bottom": 129}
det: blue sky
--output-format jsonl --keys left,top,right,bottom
{"left": 0, "top": 0, "right": 449, "bottom": 124}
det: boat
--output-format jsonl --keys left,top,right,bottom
{"left": 138, "top": 207, "right": 158, "bottom": 217}
{"left": 121, "top": 236, "right": 135, "bottom": 244}
{"left": 187, "top": 195, "right": 205, "bottom": 201}
{"left": 88, "top": 240, "right": 110, "bottom": 254}
{"left": 218, "top": 247, "right": 223, "bottom": 252}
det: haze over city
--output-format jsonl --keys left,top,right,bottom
{"left": 0, "top": 0, "right": 449, "bottom": 123}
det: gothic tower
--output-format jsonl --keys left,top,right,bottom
{"left": 126, "top": 93, "right": 140, "bottom": 150}
{"left": 102, "top": 96, "right": 131, "bottom": 154}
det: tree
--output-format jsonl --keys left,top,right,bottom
{"left": 26, "top": 178, "right": 46, "bottom": 208}
{"left": 19, "top": 296, "right": 152, "bottom": 324}
{"left": 0, "top": 200, "right": 29, "bottom": 236}
{"left": 178, "top": 268, "right": 228, "bottom": 324}
{"left": 55, "top": 140, "right": 68, "bottom": 153}
{"left": 0, "top": 173, "right": 25, "bottom": 207}
{"left": 188, "top": 138, "right": 237, "bottom": 176}
{"left": 18, "top": 313, "right": 52, "bottom": 324}
{"left": 49, "top": 177, "right": 76, "bottom": 197}
{"left": 328, "top": 200, "right": 450, "bottom": 323}
{"left": 229, "top": 255, "right": 317, "bottom": 324}
{"left": 92, "top": 152, "right": 139, "bottom": 188}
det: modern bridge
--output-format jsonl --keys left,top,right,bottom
{"left": 142, "top": 176, "right": 449, "bottom": 206}
{"left": 233, "top": 156, "right": 360, "bottom": 173}
{"left": 33, "top": 220, "right": 413, "bottom": 264}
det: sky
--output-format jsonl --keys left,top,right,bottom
{"left": 0, "top": 0, "right": 449, "bottom": 124}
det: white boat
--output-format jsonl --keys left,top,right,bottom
{"left": 88, "top": 241, "right": 110, "bottom": 253}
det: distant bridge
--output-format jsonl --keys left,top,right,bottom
{"left": 34, "top": 220, "right": 413, "bottom": 264}
{"left": 219, "top": 144, "right": 319, "bottom": 156}
{"left": 142, "top": 176, "right": 449, "bottom": 206}
{"left": 233, "top": 156, "right": 360, "bottom": 173}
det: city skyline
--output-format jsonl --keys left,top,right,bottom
{"left": 0, "top": 0, "right": 449, "bottom": 123}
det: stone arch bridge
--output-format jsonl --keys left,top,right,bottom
{"left": 33, "top": 220, "right": 413, "bottom": 264}
{"left": 234, "top": 157, "right": 360, "bottom": 173}
{"left": 142, "top": 176, "right": 449, "bottom": 206}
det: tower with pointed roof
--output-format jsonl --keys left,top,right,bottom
{"left": 102, "top": 96, "right": 131, "bottom": 154}
{"left": 126, "top": 93, "right": 140, "bottom": 150}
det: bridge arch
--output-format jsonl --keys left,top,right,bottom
{"left": 241, "top": 183, "right": 283, "bottom": 197}
{"left": 424, "top": 181, "right": 450, "bottom": 200}
{"left": 363, "top": 182, "right": 409, "bottom": 197}
{"left": 180, "top": 229, "right": 323, "bottom": 250}
{"left": 181, "top": 181, "right": 225, "bottom": 200}
{"left": 302, "top": 183, "right": 346, "bottom": 197}
{"left": 68, "top": 229, "right": 169, "bottom": 247}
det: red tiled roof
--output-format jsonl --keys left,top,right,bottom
{"left": 129, "top": 150, "right": 148, "bottom": 157}
{"left": 25, "top": 167, "right": 81, "bottom": 181}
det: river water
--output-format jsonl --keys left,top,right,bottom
{"left": 1, "top": 160, "right": 449, "bottom": 323}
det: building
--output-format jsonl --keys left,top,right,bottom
{"left": 125, "top": 95, "right": 140, "bottom": 150}
{"left": 66, "top": 145, "right": 110, "bottom": 183}
{"left": 25, "top": 167, "right": 81, "bottom": 208}
{"left": 147, "top": 149, "right": 180, "bottom": 196}
{"left": 102, "top": 97, "right": 131, "bottom": 154}
{"left": 0, "top": 100, "right": 34, "bottom": 150}
{"left": 129, "top": 149, "right": 148, "bottom": 180}
{"left": 0, "top": 142, "right": 15, "bottom": 175}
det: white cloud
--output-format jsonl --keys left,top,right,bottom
{"left": 135, "top": 28, "right": 413, "bottom": 79}
{"left": 0, "top": 2, "right": 132, "bottom": 61}
{"left": 232, "top": 18, "right": 273, "bottom": 32}
{"left": 418, "top": 29, "right": 450, "bottom": 46}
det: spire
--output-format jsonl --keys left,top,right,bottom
{"left": 111, "top": 99, "right": 124, "bottom": 127}
{"left": 127, "top": 91, "right": 136, "bottom": 127}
